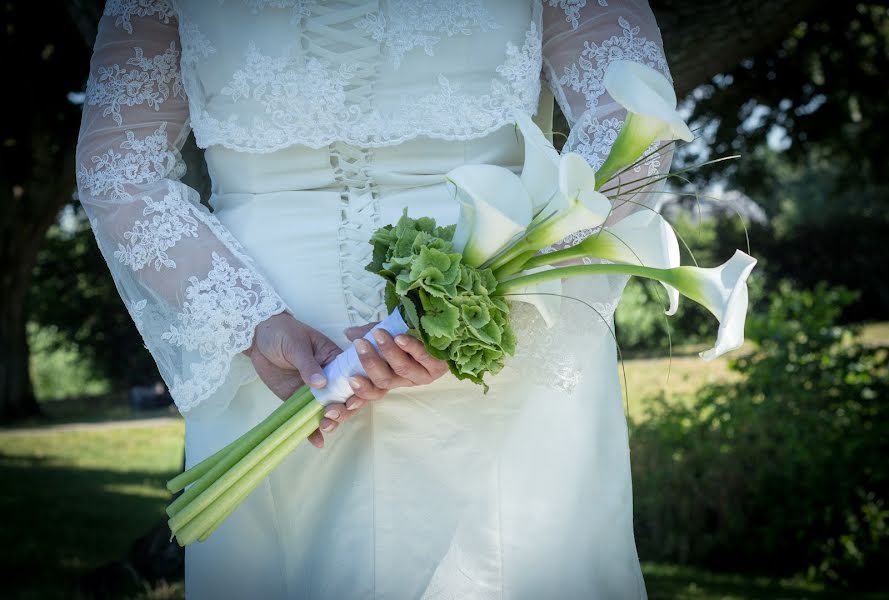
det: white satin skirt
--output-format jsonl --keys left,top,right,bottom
{"left": 182, "top": 125, "right": 647, "bottom": 599}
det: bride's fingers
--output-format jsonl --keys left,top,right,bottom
{"left": 323, "top": 403, "right": 349, "bottom": 424}
{"left": 393, "top": 335, "right": 449, "bottom": 379}
{"left": 371, "top": 330, "right": 434, "bottom": 385}
{"left": 308, "top": 429, "right": 325, "bottom": 449}
{"left": 354, "top": 339, "right": 411, "bottom": 390}
{"left": 343, "top": 322, "right": 379, "bottom": 342}
{"left": 347, "top": 376, "right": 385, "bottom": 403}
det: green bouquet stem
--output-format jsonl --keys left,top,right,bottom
{"left": 496, "top": 262, "right": 682, "bottom": 297}
{"left": 166, "top": 387, "right": 312, "bottom": 495}
{"left": 166, "top": 386, "right": 314, "bottom": 518}
{"left": 168, "top": 389, "right": 323, "bottom": 539}
{"left": 493, "top": 232, "right": 621, "bottom": 278}
{"left": 174, "top": 410, "right": 323, "bottom": 546}
{"left": 593, "top": 112, "right": 659, "bottom": 188}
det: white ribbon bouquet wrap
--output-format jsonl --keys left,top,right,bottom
{"left": 311, "top": 309, "right": 410, "bottom": 406}
{"left": 164, "top": 62, "right": 756, "bottom": 547}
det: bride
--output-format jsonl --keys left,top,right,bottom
{"left": 76, "top": 1, "right": 676, "bottom": 597}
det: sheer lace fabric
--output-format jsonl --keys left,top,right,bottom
{"left": 77, "top": 0, "right": 675, "bottom": 415}
{"left": 76, "top": 9, "right": 288, "bottom": 416}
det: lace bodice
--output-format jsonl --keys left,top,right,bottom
{"left": 76, "top": 0, "right": 674, "bottom": 415}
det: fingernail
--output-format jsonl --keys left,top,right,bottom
{"left": 395, "top": 335, "right": 409, "bottom": 347}
{"left": 355, "top": 339, "right": 371, "bottom": 355}
{"left": 348, "top": 377, "right": 361, "bottom": 391}
{"left": 324, "top": 408, "right": 340, "bottom": 420}
{"left": 309, "top": 373, "right": 326, "bottom": 388}
{"left": 373, "top": 330, "right": 387, "bottom": 345}
{"left": 347, "top": 398, "right": 365, "bottom": 411}
{"left": 320, "top": 421, "right": 334, "bottom": 432}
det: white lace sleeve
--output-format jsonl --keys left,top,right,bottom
{"left": 542, "top": 0, "right": 675, "bottom": 222}
{"left": 75, "top": 1, "right": 288, "bottom": 417}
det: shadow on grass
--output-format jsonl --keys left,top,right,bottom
{"left": 643, "top": 563, "right": 889, "bottom": 600}
{"left": 0, "top": 453, "right": 180, "bottom": 599}
{"left": 2, "top": 393, "right": 179, "bottom": 430}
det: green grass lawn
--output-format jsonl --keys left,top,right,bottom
{"left": 0, "top": 422, "right": 184, "bottom": 599}
{"left": 3, "top": 415, "right": 885, "bottom": 598}
{"left": 3, "top": 322, "right": 887, "bottom": 599}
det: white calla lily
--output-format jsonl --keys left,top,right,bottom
{"left": 596, "top": 60, "right": 694, "bottom": 186}
{"left": 514, "top": 111, "right": 560, "bottom": 218}
{"left": 446, "top": 164, "right": 533, "bottom": 267}
{"left": 488, "top": 153, "right": 611, "bottom": 272}
{"left": 583, "top": 210, "right": 682, "bottom": 315}
{"left": 673, "top": 250, "right": 757, "bottom": 361}
{"left": 496, "top": 250, "right": 756, "bottom": 361}
{"left": 506, "top": 266, "right": 562, "bottom": 328}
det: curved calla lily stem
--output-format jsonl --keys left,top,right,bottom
{"left": 496, "top": 250, "right": 756, "bottom": 361}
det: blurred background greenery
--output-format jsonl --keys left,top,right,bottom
{"left": 2, "top": 1, "right": 888, "bottom": 598}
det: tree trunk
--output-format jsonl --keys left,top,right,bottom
{"left": 651, "top": 0, "right": 823, "bottom": 98}
{"left": 0, "top": 239, "right": 41, "bottom": 421}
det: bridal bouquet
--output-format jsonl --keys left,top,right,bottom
{"left": 165, "top": 60, "right": 757, "bottom": 546}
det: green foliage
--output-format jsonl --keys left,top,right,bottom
{"left": 366, "top": 210, "right": 515, "bottom": 388}
{"left": 27, "top": 323, "right": 110, "bottom": 401}
{"left": 631, "top": 282, "right": 889, "bottom": 589}
{"left": 29, "top": 216, "right": 161, "bottom": 388}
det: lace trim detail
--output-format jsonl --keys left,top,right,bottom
{"left": 85, "top": 42, "right": 184, "bottom": 126}
{"left": 510, "top": 296, "right": 618, "bottom": 393}
{"left": 76, "top": 123, "right": 184, "bottom": 201}
{"left": 104, "top": 0, "right": 176, "bottom": 34}
{"left": 178, "top": 17, "right": 217, "bottom": 64}
{"left": 554, "top": 16, "right": 670, "bottom": 116}
{"left": 188, "top": 20, "right": 542, "bottom": 151}
{"left": 355, "top": 0, "right": 500, "bottom": 68}
{"left": 162, "top": 252, "right": 286, "bottom": 413}
{"left": 114, "top": 182, "right": 200, "bottom": 271}
{"left": 546, "top": 0, "right": 609, "bottom": 31}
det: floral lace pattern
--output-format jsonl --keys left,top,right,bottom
{"left": 162, "top": 252, "right": 285, "bottom": 412}
{"left": 546, "top": 0, "right": 609, "bottom": 30}
{"left": 76, "top": 5, "right": 291, "bottom": 415}
{"left": 104, "top": 0, "right": 175, "bottom": 34}
{"left": 355, "top": 0, "right": 500, "bottom": 68}
{"left": 553, "top": 15, "right": 670, "bottom": 117}
{"left": 191, "top": 20, "right": 542, "bottom": 151}
{"left": 76, "top": 123, "right": 183, "bottom": 201}
{"left": 114, "top": 182, "right": 200, "bottom": 271}
{"left": 510, "top": 295, "right": 619, "bottom": 393}
{"left": 85, "top": 42, "right": 184, "bottom": 126}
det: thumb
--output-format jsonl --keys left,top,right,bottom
{"left": 283, "top": 337, "right": 328, "bottom": 389}
{"left": 344, "top": 321, "right": 379, "bottom": 341}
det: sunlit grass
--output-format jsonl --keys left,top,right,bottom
{"left": 0, "top": 422, "right": 184, "bottom": 598}
{"left": 4, "top": 321, "right": 886, "bottom": 598}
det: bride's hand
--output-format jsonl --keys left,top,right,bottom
{"left": 246, "top": 312, "right": 377, "bottom": 449}
{"left": 318, "top": 322, "right": 449, "bottom": 426}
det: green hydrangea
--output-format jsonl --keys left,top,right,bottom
{"left": 366, "top": 210, "right": 514, "bottom": 389}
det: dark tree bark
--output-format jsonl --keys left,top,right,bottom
{"left": 0, "top": 2, "right": 88, "bottom": 422}
{"left": 651, "top": 0, "right": 823, "bottom": 98}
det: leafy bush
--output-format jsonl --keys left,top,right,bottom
{"left": 630, "top": 282, "right": 889, "bottom": 588}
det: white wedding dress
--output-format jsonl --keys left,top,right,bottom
{"left": 76, "top": 1, "right": 676, "bottom": 598}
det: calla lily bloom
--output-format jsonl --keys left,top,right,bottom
{"left": 674, "top": 250, "right": 757, "bottom": 360}
{"left": 489, "top": 153, "right": 611, "bottom": 272}
{"left": 516, "top": 210, "right": 681, "bottom": 312}
{"left": 582, "top": 210, "right": 681, "bottom": 315}
{"left": 514, "top": 111, "right": 560, "bottom": 218}
{"left": 595, "top": 60, "right": 694, "bottom": 186}
{"left": 446, "top": 164, "right": 532, "bottom": 267}
{"left": 496, "top": 250, "right": 757, "bottom": 361}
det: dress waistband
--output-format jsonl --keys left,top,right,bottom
{"left": 204, "top": 125, "right": 524, "bottom": 197}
